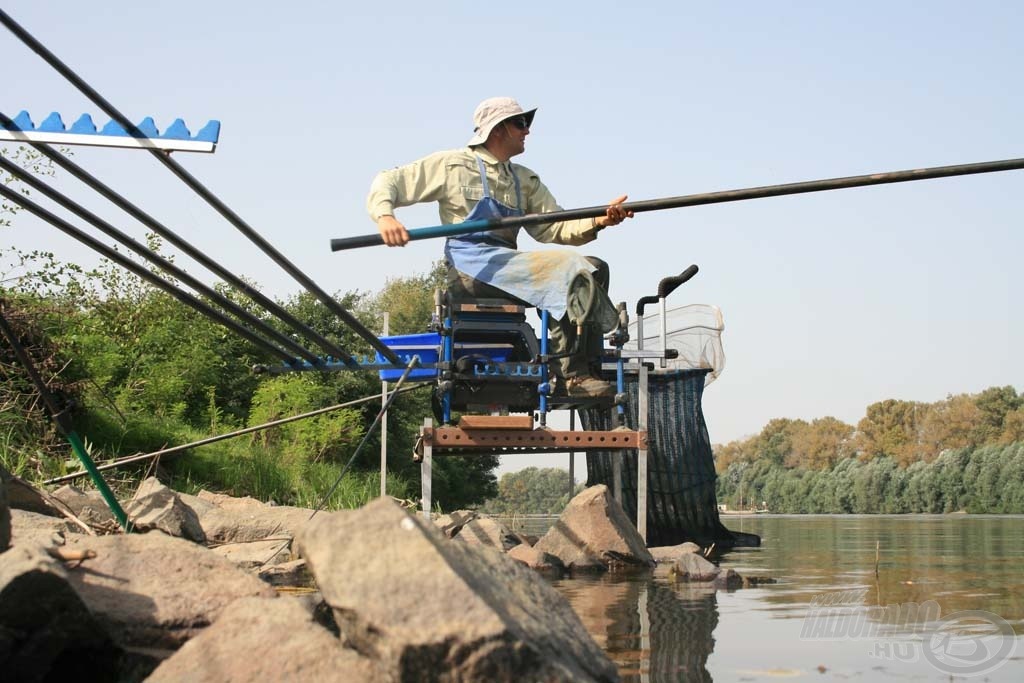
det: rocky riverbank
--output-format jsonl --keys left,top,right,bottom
{"left": 1, "top": 473, "right": 764, "bottom": 682}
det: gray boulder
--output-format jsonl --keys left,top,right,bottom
{"left": 649, "top": 541, "right": 702, "bottom": 563}
{"left": 671, "top": 552, "right": 720, "bottom": 582}
{"left": 63, "top": 530, "right": 276, "bottom": 649}
{"left": 51, "top": 484, "right": 117, "bottom": 528}
{"left": 9, "top": 509, "right": 79, "bottom": 549}
{"left": 534, "top": 485, "right": 654, "bottom": 572}
{"left": 124, "top": 478, "right": 205, "bottom": 543}
{"left": 296, "top": 497, "right": 619, "bottom": 682}
{"left": 146, "top": 597, "right": 389, "bottom": 682}
{"left": 209, "top": 538, "right": 293, "bottom": 568}
{"left": 0, "top": 543, "right": 120, "bottom": 681}
{"left": 257, "top": 559, "right": 312, "bottom": 587}
{"left": 454, "top": 516, "right": 522, "bottom": 552}
{"left": 432, "top": 509, "right": 478, "bottom": 537}
{"left": 181, "top": 490, "right": 314, "bottom": 544}
{"left": 507, "top": 543, "right": 566, "bottom": 575}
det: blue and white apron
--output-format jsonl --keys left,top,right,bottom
{"left": 444, "top": 156, "right": 611, "bottom": 326}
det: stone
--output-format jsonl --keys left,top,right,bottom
{"left": 182, "top": 491, "right": 315, "bottom": 544}
{"left": 209, "top": 538, "right": 293, "bottom": 568}
{"left": 713, "top": 568, "right": 744, "bottom": 590}
{"left": 257, "top": 559, "right": 312, "bottom": 587}
{"left": 146, "top": 597, "right": 389, "bottom": 682}
{"left": 454, "top": 516, "right": 522, "bottom": 552}
{"left": 296, "top": 497, "right": 618, "bottom": 682}
{"left": 507, "top": 543, "right": 566, "bottom": 575}
{"left": 671, "top": 552, "right": 720, "bottom": 582}
{"left": 51, "top": 484, "right": 117, "bottom": 527}
{"left": 62, "top": 530, "right": 276, "bottom": 649}
{"left": 432, "top": 509, "right": 478, "bottom": 538}
{"left": 0, "top": 543, "right": 121, "bottom": 682}
{"left": 124, "top": 478, "right": 206, "bottom": 543}
{"left": 649, "top": 542, "right": 703, "bottom": 563}
{"left": 9, "top": 509, "right": 79, "bottom": 549}
{"left": 534, "top": 485, "right": 654, "bottom": 572}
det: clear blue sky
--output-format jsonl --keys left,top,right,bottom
{"left": 3, "top": 2, "right": 1021, "bottom": 475}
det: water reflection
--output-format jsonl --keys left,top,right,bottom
{"left": 552, "top": 572, "right": 720, "bottom": 682}
{"left": 546, "top": 515, "right": 1024, "bottom": 681}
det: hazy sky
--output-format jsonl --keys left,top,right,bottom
{"left": 3, "top": 2, "right": 1021, "bottom": 477}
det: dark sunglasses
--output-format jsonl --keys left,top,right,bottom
{"left": 505, "top": 115, "right": 530, "bottom": 130}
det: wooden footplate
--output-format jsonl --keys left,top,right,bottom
{"left": 421, "top": 426, "right": 647, "bottom": 452}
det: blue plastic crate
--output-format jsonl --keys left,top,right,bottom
{"left": 376, "top": 333, "right": 441, "bottom": 381}
{"left": 375, "top": 333, "right": 515, "bottom": 381}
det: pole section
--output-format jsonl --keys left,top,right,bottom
{"left": 0, "top": 10, "right": 398, "bottom": 365}
{"left": 0, "top": 302, "right": 130, "bottom": 530}
{"left": 330, "top": 156, "right": 1024, "bottom": 251}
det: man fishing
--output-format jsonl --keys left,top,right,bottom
{"left": 366, "top": 96, "right": 633, "bottom": 398}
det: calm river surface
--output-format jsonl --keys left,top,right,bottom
{"left": 540, "top": 515, "right": 1024, "bottom": 682}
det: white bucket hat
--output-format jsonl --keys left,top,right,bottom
{"left": 467, "top": 97, "right": 537, "bottom": 146}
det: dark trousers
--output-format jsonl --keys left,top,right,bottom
{"left": 446, "top": 257, "right": 609, "bottom": 378}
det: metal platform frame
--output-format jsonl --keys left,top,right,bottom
{"left": 419, "top": 371, "right": 651, "bottom": 541}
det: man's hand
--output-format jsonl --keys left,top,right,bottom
{"left": 596, "top": 195, "right": 634, "bottom": 229}
{"left": 377, "top": 215, "right": 410, "bottom": 246}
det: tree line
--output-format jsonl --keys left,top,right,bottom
{"left": 714, "top": 387, "right": 1024, "bottom": 513}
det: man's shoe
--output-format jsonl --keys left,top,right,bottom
{"left": 565, "top": 375, "right": 616, "bottom": 399}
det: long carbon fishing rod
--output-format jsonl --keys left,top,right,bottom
{"left": 0, "top": 300, "right": 130, "bottom": 530}
{"left": 329, "top": 156, "right": 1024, "bottom": 251}
{"left": 0, "top": 184, "right": 301, "bottom": 364}
{"left": 0, "top": 9, "right": 399, "bottom": 365}
{"left": 0, "top": 116, "right": 356, "bottom": 368}
{"left": 0, "top": 155, "right": 322, "bottom": 366}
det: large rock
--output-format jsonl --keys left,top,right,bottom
{"left": 534, "top": 485, "right": 654, "bottom": 572}
{"left": 181, "top": 490, "right": 314, "bottom": 544}
{"left": 296, "top": 497, "right": 618, "bottom": 682}
{"left": 0, "top": 543, "right": 121, "bottom": 682}
{"left": 649, "top": 541, "right": 702, "bottom": 563}
{"left": 432, "top": 509, "right": 478, "bottom": 538}
{"left": 51, "top": 484, "right": 118, "bottom": 527}
{"left": 147, "top": 597, "right": 389, "bottom": 682}
{"left": 454, "top": 516, "right": 522, "bottom": 552}
{"left": 124, "top": 478, "right": 205, "bottom": 543}
{"left": 8, "top": 509, "right": 79, "bottom": 549}
{"left": 209, "top": 538, "right": 293, "bottom": 568}
{"left": 670, "top": 552, "right": 720, "bottom": 582}
{"left": 507, "top": 543, "right": 566, "bottom": 575}
{"left": 62, "top": 530, "right": 276, "bottom": 649}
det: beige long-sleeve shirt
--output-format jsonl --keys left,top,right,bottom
{"left": 366, "top": 146, "right": 601, "bottom": 248}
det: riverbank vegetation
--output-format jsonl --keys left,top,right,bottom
{"left": 0, "top": 242, "right": 497, "bottom": 511}
{"left": 714, "top": 388, "right": 1024, "bottom": 513}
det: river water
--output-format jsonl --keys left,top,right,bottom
{"left": 541, "top": 514, "right": 1024, "bottom": 682}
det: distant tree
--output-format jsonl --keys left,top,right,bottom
{"left": 998, "top": 408, "right": 1024, "bottom": 445}
{"left": 856, "top": 399, "right": 923, "bottom": 465}
{"left": 786, "top": 416, "right": 854, "bottom": 470}
{"left": 974, "top": 386, "right": 1022, "bottom": 442}
{"left": 482, "top": 467, "right": 579, "bottom": 514}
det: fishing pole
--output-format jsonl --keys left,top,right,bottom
{"left": 0, "top": 301, "right": 130, "bottom": 530}
{"left": 0, "top": 121, "right": 358, "bottom": 368}
{"left": 329, "top": 156, "right": 1024, "bottom": 252}
{"left": 0, "top": 9, "right": 399, "bottom": 365}
{"left": 0, "top": 184, "right": 303, "bottom": 365}
{"left": 0, "top": 155, "right": 323, "bottom": 366}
